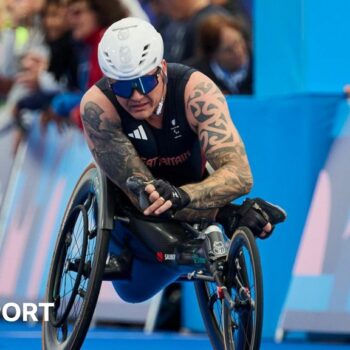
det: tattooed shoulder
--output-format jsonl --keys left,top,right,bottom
{"left": 82, "top": 101, "right": 102, "bottom": 132}
{"left": 186, "top": 80, "right": 234, "bottom": 154}
{"left": 186, "top": 81, "right": 224, "bottom": 108}
{"left": 82, "top": 101, "right": 120, "bottom": 131}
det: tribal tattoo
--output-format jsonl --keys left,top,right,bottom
{"left": 182, "top": 81, "right": 253, "bottom": 210}
{"left": 82, "top": 101, "right": 154, "bottom": 207}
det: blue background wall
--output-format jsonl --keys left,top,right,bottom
{"left": 183, "top": 0, "right": 350, "bottom": 336}
{"left": 182, "top": 94, "right": 345, "bottom": 337}
{"left": 255, "top": 0, "right": 350, "bottom": 96}
{"left": 1, "top": 0, "right": 350, "bottom": 342}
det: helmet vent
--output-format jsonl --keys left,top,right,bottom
{"left": 138, "top": 44, "right": 151, "bottom": 66}
{"left": 103, "top": 51, "right": 109, "bottom": 57}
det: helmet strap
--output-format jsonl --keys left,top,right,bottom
{"left": 155, "top": 96, "right": 165, "bottom": 116}
{"left": 154, "top": 71, "right": 167, "bottom": 116}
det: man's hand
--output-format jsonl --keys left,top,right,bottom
{"left": 238, "top": 199, "right": 274, "bottom": 238}
{"left": 143, "top": 179, "right": 190, "bottom": 216}
{"left": 16, "top": 52, "right": 48, "bottom": 90}
{"left": 126, "top": 177, "right": 191, "bottom": 216}
{"left": 217, "top": 198, "right": 287, "bottom": 239}
{"left": 16, "top": 70, "right": 39, "bottom": 90}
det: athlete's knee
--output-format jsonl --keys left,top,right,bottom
{"left": 112, "top": 281, "right": 154, "bottom": 303}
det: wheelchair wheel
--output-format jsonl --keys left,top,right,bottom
{"left": 42, "top": 164, "right": 111, "bottom": 350}
{"left": 195, "top": 278, "right": 226, "bottom": 350}
{"left": 223, "top": 226, "right": 263, "bottom": 350}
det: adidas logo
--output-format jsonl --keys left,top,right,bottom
{"left": 128, "top": 125, "right": 148, "bottom": 140}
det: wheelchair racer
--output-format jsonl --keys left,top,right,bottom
{"left": 80, "top": 17, "right": 286, "bottom": 302}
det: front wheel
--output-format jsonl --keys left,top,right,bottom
{"left": 223, "top": 226, "right": 263, "bottom": 350}
{"left": 42, "top": 164, "right": 111, "bottom": 350}
{"left": 195, "top": 278, "right": 226, "bottom": 350}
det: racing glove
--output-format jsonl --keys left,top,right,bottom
{"left": 217, "top": 198, "right": 287, "bottom": 239}
{"left": 126, "top": 177, "right": 190, "bottom": 212}
{"left": 151, "top": 179, "right": 190, "bottom": 211}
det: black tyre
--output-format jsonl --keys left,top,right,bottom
{"left": 195, "top": 278, "right": 226, "bottom": 350}
{"left": 223, "top": 227, "right": 263, "bottom": 350}
{"left": 43, "top": 164, "right": 111, "bottom": 350}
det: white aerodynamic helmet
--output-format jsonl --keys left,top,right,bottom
{"left": 98, "top": 17, "right": 164, "bottom": 80}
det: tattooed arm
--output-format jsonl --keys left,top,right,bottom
{"left": 180, "top": 72, "right": 253, "bottom": 210}
{"left": 142, "top": 72, "right": 253, "bottom": 221}
{"left": 80, "top": 86, "right": 154, "bottom": 209}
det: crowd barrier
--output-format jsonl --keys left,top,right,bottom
{"left": 0, "top": 93, "right": 347, "bottom": 337}
{"left": 0, "top": 109, "right": 16, "bottom": 212}
{"left": 183, "top": 93, "right": 346, "bottom": 338}
{"left": 277, "top": 100, "right": 350, "bottom": 338}
{"left": 0, "top": 117, "right": 152, "bottom": 324}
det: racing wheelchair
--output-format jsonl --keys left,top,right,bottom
{"left": 42, "top": 163, "right": 263, "bottom": 350}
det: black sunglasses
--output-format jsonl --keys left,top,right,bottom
{"left": 110, "top": 67, "right": 161, "bottom": 99}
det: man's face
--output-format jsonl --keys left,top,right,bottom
{"left": 5, "top": 0, "right": 34, "bottom": 25}
{"left": 112, "top": 65, "right": 166, "bottom": 120}
{"left": 21, "top": 51, "right": 47, "bottom": 71}
{"left": 67, "top": 1, "right": 98, "bottom": 41}
{"left": 215, "top": 26, "right": 248, "bottom": 73}
{"left": 43, "top": 4, "right": 68, "bottom": 41}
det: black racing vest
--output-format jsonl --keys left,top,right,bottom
{"left": 95, "top": 63, "right": 206, "bottom": 187}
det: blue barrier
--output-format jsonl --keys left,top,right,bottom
{"left": 182, "top": 93, "right": 344, "bottom": 338}
{"left": 278, "top": 101, "right": 350, "bottom": 337}
{"left": 0, "top": 110, "right": 17, "bottom": 211}
{"left": 255, "top": 0, "right": 350, "bottom": 96}
{"left": 0, "top": 121, "right": 152, "bottom": 323}
{"left": 0, "top": 93, "right": 345, "bottom": 336}
{"left": 0, "top": 121, "right": 92, "bottom": 302}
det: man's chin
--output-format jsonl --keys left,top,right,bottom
{"left": 128, "top": 108, "right": 154, "bottom": 120}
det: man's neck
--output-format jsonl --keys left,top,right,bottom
{"left": 147, "top": 115, "right": 163, "bottom": 129}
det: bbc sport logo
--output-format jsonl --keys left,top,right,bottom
{"left": 0, "top": 302, "right": 54, "bottom": 322}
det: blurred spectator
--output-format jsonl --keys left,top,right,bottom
{"left": 159, "top": 0, "right": 229, "bottom": 63}
{"left": 119, "top": 0, "right": 149, "bottom": 21}
{"left": 0, "top": 0, "right": 45, "bottom": 98}
{"left": 139, "top": 0, "right": 167, "bottom": 30}
{"left": 232, "top": 0, "right": 253, "bottom": 20}
{"left": 343, "top": 85, "right": 350, "bottom": 99}
{"left": 211, "top": 0, "right": 229, "bottom": 5}
{"left": 66, "top": 0, "right": 128, "bottom": 88}
{"left": 11, "top": 0, "right": 79, "bottom": 153}
{"left": 185, "top": 14, "right": 253, "bottom": 95}
{"left": 211, "top": 0, "right": 252, "bottom": 19}
{"left": 15, "top": 0, "right": 78, "bottom": 106}
{"left": 41, "top": 0, "right": 129, "bottom": 130}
